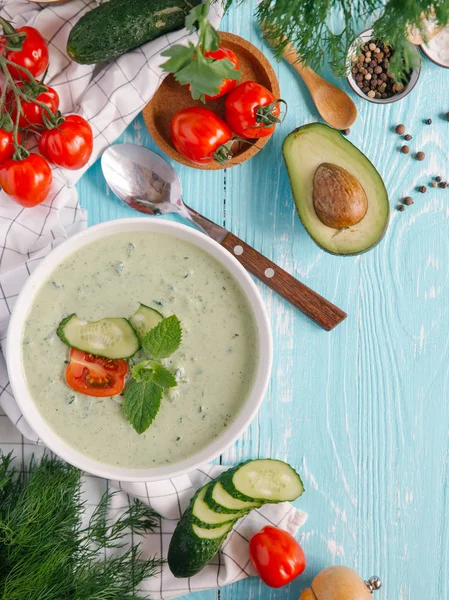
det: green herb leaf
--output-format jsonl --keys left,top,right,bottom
{"left": 151, "top": 362, "right": 178, "bottom": 388}
{"left": 174, "top": 56, "right": 241, "bottom": 101}
{"left": 132, "top": 360, "right": 154, "bottom": 383}
{"left": 123, "top": 379, "right": 163, "bottom": 434}
{"left": 142, "top": 315, "right": 182, "bottom": 359}
{"left": 184, "top": 3, "right": 220, "bottom": 51}
{"left": 161, "top": 42, "right": 195, "bottom": 74}
{"left": 132, "top": 360, "right": 177, "bottom": 388}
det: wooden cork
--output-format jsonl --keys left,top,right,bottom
{"left": 143, "top": 31, "right": 280, "bottom": 170}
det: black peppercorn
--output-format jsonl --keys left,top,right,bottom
{"left": 397, "top": 204, "right": 405, "bottom": 211}
{"left": 403, "top": 197, "right": 414, "bottom": 205}
{"left": 436, "top": 176, "right": 442, "bottom": 182}
{"left": 439, "top": 182, "right": 448, "bottom": 189}
{"left": 419, "top": 186, "right": 427, "bottom": 193}
{"left": 425, "top": 118, "right": 432, "bottom": 125}
{"left": 404, "top": 134, "right": 412, "bottom": 141}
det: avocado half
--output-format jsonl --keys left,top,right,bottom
{"left": 282, "top": 123, "right": 389, "bottom": 256}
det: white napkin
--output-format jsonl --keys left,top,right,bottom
{"left": 0, "top": 2, "right": 307, "bottom": 597}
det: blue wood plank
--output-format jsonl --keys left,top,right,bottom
{"left": 76, "top": 2, "right": 449, "bottom": 599}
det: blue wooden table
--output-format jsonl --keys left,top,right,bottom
{"left": 77, "top": 3, "right": 449, "bottom": 599}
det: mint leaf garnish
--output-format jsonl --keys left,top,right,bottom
{"left": 151, "top": 362, "right": 177, "bottom": 389}
{"left": 123, "top": 379, "right": 163, "bottom": 435}
{"left": 132, "top": 360, "right": 154, "bottom": 383}
{"left": 124, "top": 313, "right": 182, "bottom": 433}
{"left": 143, "top": 315, "right": 182, "bottom": 359}
{"left": 132, "top": 360, "right": 177, "bottom": 388}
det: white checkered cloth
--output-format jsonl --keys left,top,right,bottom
{"left": 0, "top": 1, "right": 307, "bottom": 598}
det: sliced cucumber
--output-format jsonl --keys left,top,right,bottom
{"left": 191, "top": 484, "right": 245, "bottom": 528}
{"left": 168, "top": 516, "right": 232, "bottom": 578}
{"left": 129, "top": 303, "right": 163, "bottom": 339}
{"left": 57, "top": 314, "right": 140, "bottom": 359}
{"left": 167, "top": 458, "right": 304, "bottom": 579}
{"left": 204, "top": 481, "right": 262, "bottom": 514}
{"left": 192, "top": 521, "right": 233, "bottom": 539}
{"left": 220, "top": 459, "right": 304, "bottom": 503}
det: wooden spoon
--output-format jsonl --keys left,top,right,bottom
{"left": 263, "top": 33, "right": 357, "bottom": 130}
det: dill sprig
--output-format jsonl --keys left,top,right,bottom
{"left": 239, "top": 0, "right": 449, "bottom": 77}
{"left": 0, "top": 453, "right": 162, "bottom": 599}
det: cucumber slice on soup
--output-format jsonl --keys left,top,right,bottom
{"left": 57, "top": 314, "right": 140, "bottom": 359}
{"left": 220, "top": 459, "right": 304, "bottom": 503}
{"left": 129, "top": 303, "right": 163, "bottom": 339}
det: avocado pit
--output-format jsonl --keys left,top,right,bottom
{"left": 313, "top": 162, "right": 368, "bottom": 229}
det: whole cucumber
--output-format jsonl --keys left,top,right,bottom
{"left": 67, "top": 0, "right": 201, "bottom": 65}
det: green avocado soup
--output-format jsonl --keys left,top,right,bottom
{"left": 21, "top": 231, "right": 259, "bottom": 469}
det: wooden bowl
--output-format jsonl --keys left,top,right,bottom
{"left": 142, "top": 32, "right": 280, "bottom": 170}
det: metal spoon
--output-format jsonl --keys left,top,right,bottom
{"left": 101, "top": 143, "right": 346, "bottom": 331}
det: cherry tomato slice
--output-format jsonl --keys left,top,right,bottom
{"left": 38, "top": 114, "right": 93, "bottom": 170}
{"left": 0, "top": 128, "right": 19, "bottom": 164}
{"left": 65, "top": 349, "right": 128, "bottom": 398}
{"left": 0, "top": 153, "right": 52, "bottom": 207}
{"left": 2, "top": 26, "right": 49, "bottom": 81}
{"left": 171, "top": 107, "right": 233, "bottom": 165}
{"left": 7, "top": 83, "right": 59, "bottom": 129}
{"left": 249, "top": 526, "right": 306, "bottom": 588}
{"left": 225, "top": 81, "right": 283, "bottom": 139}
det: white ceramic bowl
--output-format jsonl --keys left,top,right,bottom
{"left": 6, "top": 218, "right": 273, "bottom": 481}
{"left": 347, "top": 27, "right": 421, "bottom": 104}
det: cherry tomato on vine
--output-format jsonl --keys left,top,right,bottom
{"left": 7, "top": 83, "right": 59, "bottom": 129}
{"left": 2, "top": 26, "right": 49, "bottom": 81}
{"left": 186, "top": 47, "right": 240, "bottom": 101}
{"left": 249, "top": 526, "right": 306, "bottom": 588}
{"left": 0, "top": 128, "right": 19, "bottom": 164}
{"left": 38, "top": 114, "right": 93, "bottom": 170}
{"left": 225, "top": 81, "right": 284, "bottom": 138}
{"left": 65, "top": 349, "right": 128, "bottom": 397}
{"left": 0, "top": 153, "right": 52, "bottom": 207}
{"left": 171, "top": 106, "right": 234, "bottom": 165}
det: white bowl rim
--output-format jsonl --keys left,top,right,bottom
{"left": 6, "top": 218, "right": 273, "bottom": 482}
{"left": 346, "top": 27, "right": 422, "bottom": 104}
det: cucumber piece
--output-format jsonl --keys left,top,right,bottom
{"left": 168, "top": 516, "right": 233, "bottom": 578}
{"left": 220, "top": 459, "right": 304, "bottom": 503}
{"left": 204, "top": 481, "right": 262, "bottom": 514}
{"left": 57, "top": 314, "right": 140, "bottom": 360}
{"left": 191, "top": 485, "right": 245, "bottom": 528}
{"left": 67, "top": 0, "right": 201, "bottom": 65}
{"left": 129, "top": 303, "right": 163, "bottom": 340}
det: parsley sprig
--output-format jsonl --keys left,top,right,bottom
{"left": 123, "top": 315, "right": 182, "bottom": 434}
{"left": 160, "top": 0, "right": 241, "bottom": 101}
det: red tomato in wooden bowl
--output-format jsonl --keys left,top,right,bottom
{"left": 171, "top": 106, "right": 235, "bottom": 165}
{"left": 225, "top": 81, "right": 285, "bottom": 138}
{"left": 186, "top": 47, "right": 240, "bottom": 101}
{"left": 249, "top": 526, "right": 306, "bottom": 588}
{"left": 2, "top": 26, "right": 49, "bottom": 81}
{"left": 65, "top": 349, "right": 128, "bottom": 398}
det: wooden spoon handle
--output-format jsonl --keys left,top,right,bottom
{"left": 221, "top": 232, "right": 347, "bottom": 331}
